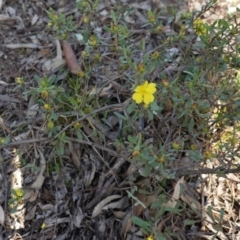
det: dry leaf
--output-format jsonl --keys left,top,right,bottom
{"left": 102, "top": 196, "right": 129, "bottom": 210}
{"left": 42, "top": 40, "right": 65, "bottom": 72}
{"left": 92, "top": 195, "right": 121, "bottom": 218}
{"left": 45, "top": 217, "right": 70, "bottom": 228}
{"left": 157, "top": 215, "right": 171, "bottom": 232}
{"left": 0, "top": 205, "right": 4, "bottom": 225}
{"left": 84, "top": 162, "right": 96, "bottom": 187}
{"left": 68, "top": 142, "right": 80, "bottom": 168}
{"left": 133, "top": 192, "right": 156, "bottom": 216}
{"left": 73, "top": 207, "right": 84, "bottom": 228}
{"left": 121, "top": 211, "right": 132, "bottom": 239}
{"left": 25, "top": 103, "right": 39, "bottom": 117}
{"left": 31, "top": 175, "right": 45, "bottom": 190}
{"left": 31, "top": 14, "right": 38, "bottom": 25}
{"left": 25, "top": 204, "right": 37, "bottom": 220}
{"left": 31, "top": 149, "right": 46, "bottom": 190}
{"left": 38, "top": 204, "right": 54, "bottom": 211}
{"left": 0, "top": 94, "right": 20, "bottom": 103}
{"left": 89, "top": 84, "right": 113, "bottom": 96}
{"left": 62, "top": 40, "right": 81, "bottom": 74}
{"left": 5, "top": 43, "right": 42, "bottom": 49}
{"left": 13, "top": 130, "right": 30, "bottom": 141}
{"left": 180, "top": 182, "right": 201, "bottom": 211}
{"left": 23, "top": 188, "right": 38, "bottom": 202}
{"left": 164, "top": 177, "right": 184, "bottom": 208}
{"left": 112, "top": 211, "right": 126, "bottom": 219}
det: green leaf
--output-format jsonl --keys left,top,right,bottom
{"left": 139, "top": 164, "right": 151, "bottom": 177}
{"left": 110, "top": 10, "right": 116, "bottom": 24}
{"left": 75, "top": 33, "right": 83, "bottom": 41}
{"left": 76, "top": 130, "right": 83, "bottom": 140}
{"left": 188, "top": 117, "right": 194, "bottom": 133}
{"left": 127, "top": 135, "right": 137, "bottom": 144}
{"left": 132, "top": 216, "right": 151, "bottom": 232}
{"left": 56, "top": 142, "right": 65, "bottom": 155}
{"left": 127, "top": 102, "right": 136, "bottom": 114}
{"left": 49, "top": 74, "right": 57, "bottom": 84}
{"left": 10, "top": 205, "right": 18, "bottom": 214}
{"left": 212, "top": 224, "right": 223, "bottom": 232}
{"left": 150, "top": 101, "right": 160, "bottom": 112}
{"left": 219, "top": 208, "right": 225, "bottom": 222}
{"left": 184, "top": 219, "right": 200, "bottom": 226}
{"left": 51, "top": 112, "right": 59, "bottom": 121}
{"left": 68, "top": 96, "right": 78, "bottom": 107}
{"left": 156, "top": 233, "right": 167, "bottom": 240}
{"left": 113, "top": 112, "right": 127, "bottom": 120}
{"left": 164, "top": 205, "right": 182, "bottom": 214}
{"left": 8, "top": 199, "right": 16, "bottom": 205}
{"left": 34, "top": 75, "right": 41, "bottom": 83}
{"left": 83, "top": 29, "right": 91, "bottom": 43}
{"left": 147, "top": 109, "right": 154, "bottom": 121}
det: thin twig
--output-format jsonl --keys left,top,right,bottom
{"left": 0, "top": 138, "right": 49, "bottom": 149}
{"left": 53, "top": 102, "right": 128, "bottom": 140}
{"left": 67, "top": 137, "right": 125, "bottom": 159}
{"left": 175, "top": 166, "right": 240, "bottom": 177}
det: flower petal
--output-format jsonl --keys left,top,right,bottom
{"left": 134, "top": 85, "right": 144, "bottom": 93}
{"left": 143, "top": 93, "right": 154, "bottom": 104}
{"left": 132, "top": 92, "right": 143, "bottom": 104}
{"left": 145, "top": 83, "right": 157, "bottom": 94}
{"left": 143, "top": 81, "right": 149, "bottom": 87}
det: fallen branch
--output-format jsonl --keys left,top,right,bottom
{"left": 175, "top": 166, "right": 240, "bottom": 178}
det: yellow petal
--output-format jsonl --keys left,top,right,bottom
{"left": 145, "top": 83, "right": 157, "bottom": 94}
{"left": 134, "top": 85, "right": 145, "bottom": 93}
{"left": 143, "top": 93, "right": 154, "bottom": 104}
{"left": 132, "top": 92, "right": 143, "bottom": 104}
{"left": 143, "top": 81, "right": 149, "bottom": 87}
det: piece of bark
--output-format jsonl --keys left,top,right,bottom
{"left": 62, "top": 40, "right": 81, "bottom": 74}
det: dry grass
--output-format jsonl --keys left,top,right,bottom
{"left": 1, "top": 0, "right": 240, "bottom": 239}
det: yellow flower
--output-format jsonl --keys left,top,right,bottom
{"left": 137, "top": 63, "right": 145, "bottom": 73}
{"left": 44, "top": 104, "right": 51, "bottom": 111}
{"left": 154, "top": 25, "right": 162, "bottom": 33}
{"left": 190, "top": 144, "right": 197, "bottom": 150}
{"left": 147, "top": 235, "right": 154, "bottom": 240}
{"left": 73, "top": 122, "right": 81, "bottom": 129}
{"left": 15, "top": 188, "right": 23, "bottom": 197}
{"left": 89, "top": 35, "right": 97, "bottom": 47}
{"left": 41, "top": 90, "right": 49, "bottom": 99}
{"left": 111, "top": 22, "right": 119, "bottom": 34}
{"left": 15, "top": 77, "right": 24, "bottom": 84}
{"left": 83, "top": 16, "right": 89, "bottom": 24}
{"left": 51, "top": 14, "right": 58, "bottom": 21}
{"left": 132, "top": 150, "right": 140, "bottom": 157}
{"left": 41, "top": 222, "right": 46, "bottom": 229}
{"left": 171, "top": 141, "right": 181, "bottom": 150}
{"left": 147, "top": 11, "right": 156, "bottom": 23}
{"left": 151, "top": 51, "right": 159, "bottom": 60}
{"left": 204, "top": 150, "right": 213, "bottom": 159}
{"left": 193, "top": 19, "right": 207, "bottom": 36}
{"left": 47, "top": 121, "right": 54, "bottom": 129}
{"left": 94, "top": 53, "right": 101, "bottom": 62}
{"left": 132, "top": 81, "right": 157, "bottom": 105}
{"left": 148, "top": 15, "right": 156, "bottom": 23}
{"left": 162, "top": 79, "right": 169, "bottom": 87}
{"left": 81, "top": 51, "right": 89, "bottom": 58}
{"left": 157, "top": 155, "right": 165, "bottom": 164}
{"left": 78, "top": 71, "right": 85, "bottom": 78}
{"left": 47, "top": 22, "right": 52, "bottom": 27}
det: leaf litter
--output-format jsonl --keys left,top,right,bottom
{"left": 1, "top": 0, "right": 240, "bottom": 239}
